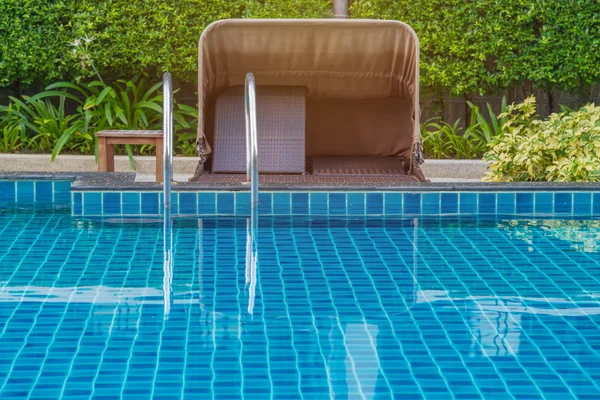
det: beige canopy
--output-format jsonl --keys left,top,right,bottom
{"left": 197, "top": 18, "right": 423, "bottom": 165}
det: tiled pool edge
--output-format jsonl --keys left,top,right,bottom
{"left": 1, "top": 176, "right": 600, "bottom": 217}
{"left": 70, "top": 190, "right": 600, "bottom": 217}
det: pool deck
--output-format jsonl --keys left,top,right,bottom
{"left": 3, "top": 171, "right": 600, "bottom": 192}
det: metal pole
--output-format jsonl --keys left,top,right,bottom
{"left": 333, "top": 0, "right": 348, "bottom": 18}
{"left": 244, "top": 73, "right": 259, "bottom": 209}
{"left": 163, "top": 73, "right": 173, "bottom": 209}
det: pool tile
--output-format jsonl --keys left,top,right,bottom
{"left": 198, "top": 192, "right": 216, "bottom": 214}
{"left": 216, "top": 192, "right": 234, "bottom": 214}
{"left": 366, "top": 193, "right": 383, "bottom": 214}
{"left": 235, "top": 192, "right": 251, "bottom": 215}
{"left": 348, "top": 193, "right": 365, "bottom": 215}
{"left": 83, "top": 192, "right": 102, "bottom": 215}
{"left": 258, "top": 193, "right": 272, "bottom": 214}
{"left": 179, "top": 193, "right": 197, "bottom": 215}
{"left": 478, "top": 193, "right": 496, "bottom": 214}
{"left": 573, "top": 192, "right": 591, "bottom": 215}
{"left": 103, "top": 192, "right": 121, "bottom": 215}
{"left": 384, "top": 193, "right": 402, "bottom": 214}
{"left": 404, "top": 193, "right": 421, "bottom": 214}
{"left": 535, "top": 193, "right": 553, "bottom": 214}
{"left": 0, "top": 181, "right": 15, "bottom": 202}
{"left": 554, "top": 193, "right": 572, "bottom": 214}
{"left": 122, "top": 192, "right": 141, "bottom": 215}
{"left": 35, "top": 181, "right": 53, "bottom": 203}
{"left": 273, "top": 193, "right": 291, "bottom": 215}
{"left": 53, "top": 181, "right": 71, "bottom": 204}
{"left": 594, "top": 193, "right": 600, "bottom": 215}
{"left": 73, "top": 192, "right": 83, "bottom": 215}
{"left": 422, "top": 193, "right": 440, "bottom": 214}
{"left": 141, "top": 192, "right": 159, "bottom": 215}
{"left": 497, "top": 193, "right": 515, "bottom": 214}
{"left": 310, "top": 193, "right": 328, "bottom": 214}
{"left": 459, "top": 193, "right": 477, "bottom": 213}
{"left": 16, "top": 181, "right": 34, "bottom": 203}
{"left": 441, "top": 193, "right": 458, "bottom": 214}
{"left": 328, "top": 193, "right": 346, "bottom": 214}
{"left": 516, "top": 193, "right": 534, "bottom": 213}
{"left": 292, "top": 193, "right": 309, "bottom": 215}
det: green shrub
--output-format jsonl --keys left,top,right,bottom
{"left": 0, "top": 0, "right": 78, "bottom": 86}
{"left": 484, "top": 96, "right": 600, "bottom": 182}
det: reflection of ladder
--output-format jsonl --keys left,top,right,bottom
{"left": 246, "top": 211, "right": 258, "bottom": 315}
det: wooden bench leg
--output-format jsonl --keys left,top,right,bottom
{"left": 98, "top": 137, "right": 108, "bottom": 172}
{"left": 106, "top": 144, "right": 115, "bottom": 172}
{"left": 156, "top": 138, "right": 164, "bottom": 183}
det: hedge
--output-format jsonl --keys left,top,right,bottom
{"left": 0, "top": 0, "right": 332, "bottom": 86}
{"left": 1, "top": 0, "right": 599, "bottom": 101}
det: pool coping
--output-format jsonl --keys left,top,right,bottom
{"left": 2, "top": 171, "right": 600, "bottom": 192}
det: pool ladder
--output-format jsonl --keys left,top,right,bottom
{"left": 244, "top": 72, "right": 259, "bottom": 209}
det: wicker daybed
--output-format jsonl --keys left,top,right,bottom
{"left": 191, "top": 18, "right": 427, "bottom": 183}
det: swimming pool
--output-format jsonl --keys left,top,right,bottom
{"left": 1, "top": 206, "right": 599, "bottom": 399}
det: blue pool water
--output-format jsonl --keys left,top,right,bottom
{"left": 1, "top": 212, "right": 600, "bottom": 399}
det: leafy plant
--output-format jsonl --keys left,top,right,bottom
{"left": 484, "top": 96, "right": 600, "bottom": 182}
{"left": 422, "top": 112, "right": 491, "bottom": 159}
{"left": 0, "top": 102, "right": 29, "bottom": 153}
{"left": 467, "top": 96, "right": 508, "bottom": 144}
{"left": 28, "top": 75, "right": 164, "bottom": 167}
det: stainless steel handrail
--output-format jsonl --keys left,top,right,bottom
{"left": 244, "top": 73, "right": 259, "bottom": 209}
{"left": 163, "top": 73, "right": 174, "bottom": 209}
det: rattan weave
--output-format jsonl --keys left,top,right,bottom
{"left": 212, "top": 86, "right": 306, "bottom": 174}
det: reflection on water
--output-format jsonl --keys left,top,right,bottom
{"left": 1, "top": 214, "right": 600, "bottom": 398}
{"left": 499, "top": 218, "right": 600, "bottom": 252}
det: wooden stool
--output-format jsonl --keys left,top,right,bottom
{"left": 96, "top": 130, "right": 164, "bottom": 182}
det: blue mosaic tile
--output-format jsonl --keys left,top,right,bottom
{"left": 404, "top": 193, "right": 421, "bottom": 214}
{"left": 35, "top": 181, "right": 53, "bottom": 203}
{"left": 535, "top": 192, "right": 553, "bottom": 214}
{"left": 516, "top": 192, "right": 534, "bottom": 214}
{"left": 122, "top": 192, "right": 141, "bottom": 215}
{"left": 0, "top": 213, "right": 599, "bottom": 399}
{"left": 291, "top": 192, "right": 309, "bottom": 215}
{"left": 273, "top": 193, "right": 291, "bottom": 215}
{"left": 554, "top": 192, "right": 572, "bottom": 214}
{"left": 53, "top": 181, "right": 71, "bottom": 203}
{"left": 310, "top": 193, "right": 327, "bottom": 214}
{"left": 497, "top": 193, "right": 515, "bottom": 214}
{"left": 573, "top": 192, "right": 591, "bottom": 215}
{"left": 179, "top": 193, "right": 197, "bottom": 215}
{"left": 366, "top": 193, "right": 383, "bottom": 214}
{"left": 441, "top": 193, "right": 458, "bottom": 214}
{"left": 235, "top": 192, "right": 250, "bottom": 215}
{"left": 102, "top": 192, "right": 121, "bottom": 215}
{"left": 258, "top": 192, "right": 272, "bottom": 214}
{"left": 83, "top": 192, "right": 102, "bottom": 215}
{"left": 594, "top": 193, "right": 600, "bottom": 215}
{"left": 216, "top": 192, "right": 234, "bottom": 214}
{"left": 459, "top": 193, "right": 477, "bottom": 213}
{"left": 16, "top": 181, "right": 34, "bottom": 203}
{"left": 384, "top": 192, "right": 402, "bottom": 214}
{"left": 0, "top": 181, "right": 15, "bottom": 203}
{"left": 198, "top": 192, "right": 216, "bottom": 214}
{"left": 73, "top": 192, "right": 82, "bottom": 215}
{"left": 347, "top": 193, "right": 365, "bottom": 215}
{"left": 478, "top": 193, "right": 496, "bottom": 214}
{"left": 141, "top": 192, "right": 159, "bottom": 215}
{"left": 328, "top": 193, "right": 346, "bottom": 215}
{"left": 422, "top": 193, "right": 439, "bottom": 215}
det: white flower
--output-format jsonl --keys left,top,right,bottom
{"left": 69, "top": 39, "right": 81, "bottom": 47}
